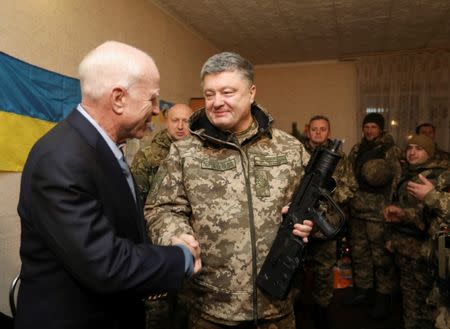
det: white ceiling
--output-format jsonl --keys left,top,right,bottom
{"left": 152, "top": 0, "right": 450, "bottom": 64}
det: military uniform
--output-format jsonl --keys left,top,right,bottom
{"left": 300, "top": 139, "right": 356, "bottom": 308}
{"left": 130, "top": 129, "right": 172, "bottom": 204}
{"left": 388, "top": 159, "right": 450, "bottom": 329}
{"left": 423, "top": 170, "right": 450, "bottom": 329}
{"left": 348, "top": 133, "right": 402, "bottom": 295}
{"left": 146, "top": 104, "right": 310, "bottom": 327}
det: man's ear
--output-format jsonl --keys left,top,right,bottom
{"left": 111, "top": 87, "right": 126, "bottom": 114}
{"left": 249, "top": 84, "right": 256, "bottom": 103}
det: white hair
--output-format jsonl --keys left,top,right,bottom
{"left": 78, "top": 41, "right": 155, "bottom": 100}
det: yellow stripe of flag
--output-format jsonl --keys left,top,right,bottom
{"left": 0, "top": 111, "right": 56, "bottom": 172}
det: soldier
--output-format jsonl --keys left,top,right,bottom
{"left": 416, "top": 122, "right": 450, "bottom": 161}
{"left": 145, "top": 52, "right": 314, "bottom": 328}
{"left": 346, "top": 113, "right": 402, "bottom": 319}
{"left": 299, "top": 115, "right": 356, "bottom": 329}
{"left": 384, "top": 134, "right": 450, "bottom": 329}
{"left": 130, "top": 103, "right": 193, "bottom": 329}
{"left": 407, "top": 174, "right": 450, "bottom": 329}
{"left": 131, "top": 103, "right": 193, "bottom": 204}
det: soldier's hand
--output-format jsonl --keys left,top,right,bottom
{"left": 171, "top": 233, "right": 202, "bottom": 274}
{"left": 293, "top": 220, "right": 314, "bottom": 243}
{"left": 383, "top": 205, "right": 405, "bottom": 222}
{"left": 282, "top": 206, "right": 314, "bottom": 243}
{"left": 407, "top": 174, "right": 435, "bottom": 201}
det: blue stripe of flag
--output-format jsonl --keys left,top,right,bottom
{"left": 0, "top": 52, "right": 81, "bottom": 123}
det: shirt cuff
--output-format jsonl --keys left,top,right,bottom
{"left": 175, "top": 244, "right": 194, "bottom": 278}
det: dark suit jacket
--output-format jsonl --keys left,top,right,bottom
{"left": 15, "top": 109, "right": 186, "bottom": 329}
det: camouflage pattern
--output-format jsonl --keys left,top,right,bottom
{"left": 347, "top": 133, "right": 401, "bottom": 294}
{"left": 130, "top": 129, "right": 172, "bottom": 204}
{"left": 300, "top": 139, "right": 357, "bottom": 307}
{"left": 387, "top": 158, "right": 450, "bottom": 329}
{"left": 435, "top": 147, "right": 450, "bottom": 161}
{"left": 145, "top": 104, "right": 310, "bottom": 324}
{"left": 348, "top": 133, "right": 403, "bottom": 221}
{"left": 423, "top": 169, "right": 450, "bottom": 222}
{"left": 188, "top": 307, "right": 296, "bottom": 329}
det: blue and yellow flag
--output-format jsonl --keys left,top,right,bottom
{"left": 0, "top": 52, "right": 81, "bottom": 172}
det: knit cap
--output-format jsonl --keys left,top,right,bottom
{"left": 362, "top": 113, "right": 385, "bottom": 130}
{"left": 407, "top": 134, "right": 436, "bottom": 157}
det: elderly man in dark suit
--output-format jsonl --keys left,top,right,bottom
{"left": 15, "top": 41, "right": 201, "bottom": 329}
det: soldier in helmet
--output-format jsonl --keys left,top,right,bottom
{"left": 145, "top": 52, "right": 314, "bottom": 328}
{"left": 131, "top": 103, "right": 193, "bottom": 205}
{"left": 298, "top": 115, "right": 357, "bottom": 329}
{"left": 384, "top": 134, "right": 450, "bottom": 329}
{"left": 346, "top": 113, "right": 402, "bottom": 319}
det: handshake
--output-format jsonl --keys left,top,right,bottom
{"left": 171, "top": 234, "right": 202, "bottom": 275}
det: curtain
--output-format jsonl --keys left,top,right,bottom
{"left": 355, "top": 51, "right": 450, "bottom": 151}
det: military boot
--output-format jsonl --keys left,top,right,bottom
{"left": 370, "top": 292, "right": 391, "bottom": 319}
{"left": 312, "top": 304, "right": 330, "bottom": 329}
{"left": 344, "top": 287, "right": 371, "bottom": 305}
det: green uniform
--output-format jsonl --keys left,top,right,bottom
{"left": 348, "top": 133, "right": 402, "bottom": 294}
{"left": 388, "top": 159, "right": 449, "bottom": 329}
{"left": 130, "top": 129, "right": 172, "bottom": 204}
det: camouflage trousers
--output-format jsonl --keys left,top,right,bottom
{"left": 307, "top": 239, "right": 337, "bottom": 307}
{"left": 145, "top": 296, "right": 187, "bottom": 329}
{"left": 188, "top": 308, "right": 296, "bottom": 329}
{"left": 349, "top": 218, "right": 396, "bottom": 294}
{"left": 395, "top": 253, "right": 434, "bottom": 329}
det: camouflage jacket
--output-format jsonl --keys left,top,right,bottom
{"left": 388, "top": 159, "right": 450, "bottom": 258}
{"left": 130, "top": 129, "right": 172, "bottom": 204}
{"left": 348, "top": 133, "right": 402, "bottom": 221}
{"left": 424, "top": 170, "right": 450, "bottom": 223}
{"left": 145, "top": 104, "right": 310, "bottom": 323}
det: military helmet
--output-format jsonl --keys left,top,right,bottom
{"left": 361, "top": 159, "right": 393, "bottom": 187}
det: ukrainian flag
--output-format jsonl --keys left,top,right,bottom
{"left": 0, "top": 52, "right": 81, "bottom": 172}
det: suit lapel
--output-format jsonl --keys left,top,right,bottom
{"left": 66, "top": 109, "right": 145, "bottom": 242}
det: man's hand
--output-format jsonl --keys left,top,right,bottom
{"left": 171, "top": 234, "right": 202, "bottom": 274}
{"left": 385, "top": 240, "right": 394, "bottom": 253}
{"left": 407, "top": 174, "right": 435, "bottom": 201}
{"left": 282, "top": 206, "right": 314, "bottom": 243}
{"left": 383, "top": 205, "right": 406, "bottom": 223}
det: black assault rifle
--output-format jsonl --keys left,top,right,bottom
{"left": 257, "top": 139, "right": 346, "bottom": 299}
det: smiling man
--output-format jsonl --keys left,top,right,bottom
{"left": 146, "top": 52, "right": 314, "bottom": 328}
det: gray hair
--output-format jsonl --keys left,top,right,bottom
{"left": 78, "top": 41, "right": 153, "bottom": 100}
{"left": 200, "top": 52, "right": 254, "bottom": 85}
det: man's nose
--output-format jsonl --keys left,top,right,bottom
{"left": 213, "top": 94, "right": 225, "bottom": 107}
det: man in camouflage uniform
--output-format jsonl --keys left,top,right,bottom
{"left": 407, "top": 172, "right": 450, "bottom": 329}
{"left": 131, "top": 103, "right": 193, "bottom": 204}
{"left": 130, "top": 103, "right": 193, "bottom": 329}
{"left": 145, "top": 52, "right": 314, "bottom": 329}
{"left": 298, "top": 115, "right": 356, "bottom": 329}
{"left": 346, "top": 113, "right": 402, "bottom": 319}
{"left": 384, "top": 134, "right": 450, "bottom": 329}
{"left": 416, "top": 122, "right": 450, "bottom": 161}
